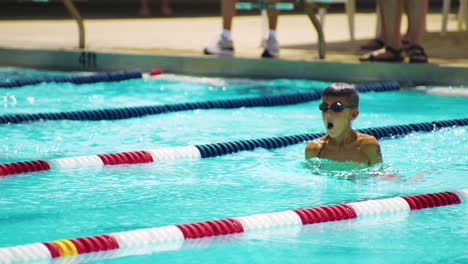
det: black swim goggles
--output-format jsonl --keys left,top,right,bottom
{"left": 319, "top": 102, "right": 355, "bottom": 113}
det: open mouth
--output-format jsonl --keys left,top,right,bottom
{"left": 327, "top": 122, "right": 334, "bottom": 130}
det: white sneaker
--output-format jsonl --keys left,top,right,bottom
{"left": 261, "top": 35, "right": 279, "bottom": 58}
{"left": 203, "top": 35, "right": 234, "bottom": 56}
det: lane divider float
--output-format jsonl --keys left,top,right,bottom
{"left": 0, "top": 118, "right": 466, "bottom": 177}
{"left": 0, "top": 190, "right": 466, "bottom": 263}
{"left": 0, "top": 70, "right": 143, "bottom": 88}
{"left": 0, "top": 81, "right": 399, "bottom": 124}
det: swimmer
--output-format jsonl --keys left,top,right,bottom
{"left": 305, "top": 83, "right": 383, "bottom": 166}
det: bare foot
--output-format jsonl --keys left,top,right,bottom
{"left": 359, "top": 47, "right": 404, "bottom": 62}
{"left": 360, "top": 38, "right": 385, "bottom": 50}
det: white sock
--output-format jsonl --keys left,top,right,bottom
{"left": 221, "top": 29, "right": 231, "bottom": 39}
{"left": 268, "top": 30, "right": 277, "bottom": 39}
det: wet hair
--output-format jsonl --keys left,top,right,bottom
{"left": 322, "top": 82, "right": 359, "bottom": 108}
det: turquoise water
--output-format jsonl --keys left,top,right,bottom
{"left": 0, "top": 69, "right": 467, "bottom": 263}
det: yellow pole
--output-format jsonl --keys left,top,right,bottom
{"left": 63, "top": 0, "right": 85, "bottom": 49}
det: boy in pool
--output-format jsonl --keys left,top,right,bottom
{"left": 305, "top": 83, "right": 383, "bottom": 166}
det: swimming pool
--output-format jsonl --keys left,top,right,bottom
{"left": 0, "top": 68, "right": 467, "bottom": 263}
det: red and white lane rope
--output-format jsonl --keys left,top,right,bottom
{"left": 0, "top": 190, "right": 466, "bottom": 263}
{"left": 50, "top": 146, "right": 201, "bottom": 168}
{"left": 0, "top": 146, "right": 202, "bottom": 177}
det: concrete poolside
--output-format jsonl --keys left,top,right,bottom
{"left": 0, "top": 8, "right": 467, "bottom": 85}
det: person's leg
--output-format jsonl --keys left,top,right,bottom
{"left": 222, "top": 0, "right": 237, "bottom": 31}
{"left": 139, "top": 0, "right": 151, "bottom": 16}
{"left": 262, "top": 0, "right": 280, "bottom": 58}
{"left": 405, "top": 0, "right": 428, "bottom": 63}
{"left": 359, "top": 0, "right": 404, "bottom": 62}
{"left": 361, "top": 0, "right": 385, "bottom": 50}
{"left": 381, "top": 0, "right": 403, "bottom": 51}
{"left": 160, "top": 0, "right": 173, "bottom": 17}
{"left": 405, "top": 0, "right": 427, "bottom": 46}
{"left": 203, "top": 0, "right": 236, "bottom": 56}
{"left": 401, "top": 0, "right": 410, "bottom": 49}
{"left": 266, "top": 0, "right": 279, "bottom": 30}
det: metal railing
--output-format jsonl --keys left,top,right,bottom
{"left": 30, "top": 0, "right": 86, "bottom": 48}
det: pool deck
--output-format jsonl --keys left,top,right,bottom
{"left": 0, "top": 7, "right": 468, "bottom": 85}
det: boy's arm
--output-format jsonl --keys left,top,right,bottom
{"left": 305, "top": 140, "right": 320, "bottom": 160}
{"left": 363, "top": 136, "right": 383, "bottom": 165}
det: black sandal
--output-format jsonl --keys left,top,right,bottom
{"left": 407, "top": 45, "right": 428, "bottom": 63}
{"left": 359, "top": 46, "right": 404, "bottom": 62}
{"left": 402, "top": 39, "right": 410, "bottom": 51}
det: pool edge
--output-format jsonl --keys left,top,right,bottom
{"left": 1, "top": 47, "right": 468, "bottom": 86}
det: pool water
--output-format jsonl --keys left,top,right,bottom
{"left": 0, "top": 69, "right": 467, "bottom": 263}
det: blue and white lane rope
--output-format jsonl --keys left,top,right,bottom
{"left": 0, "top": 189, "right": 466, "bottom": 263}
{"left": 0, "top": 118, "right": 466, "bottom": 177}
{"left": 0, "top": 69, "right": 143, "bottom": 88}
{"left": 0, "top": 81, "right": 399, "bottom": 124}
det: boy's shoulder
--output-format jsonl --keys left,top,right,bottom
{"left": 305, "top": 135, "right": 328, "bottom": 154}
{"left": 356, "top": 132, "right": 380, "bottom": 152}
{"left": 356, "top": 132, "right": 378, "bottom": 143}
